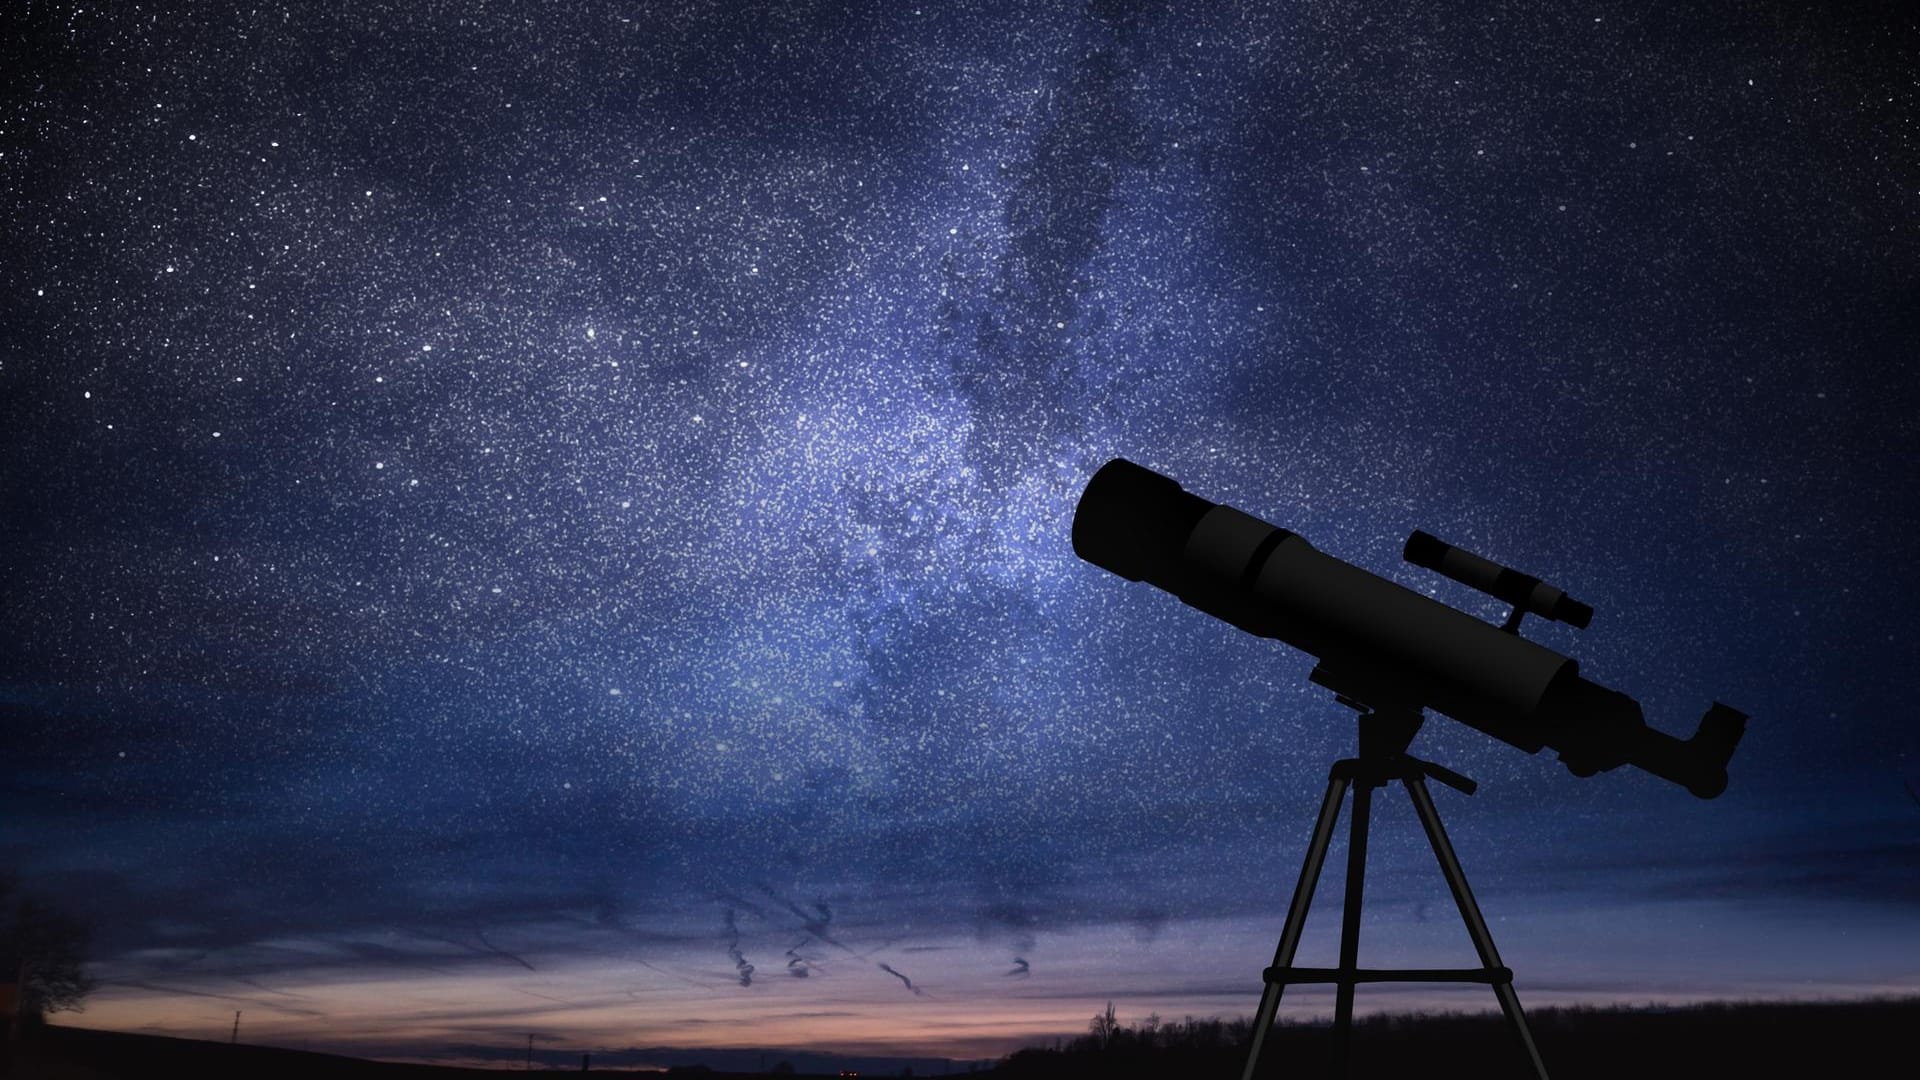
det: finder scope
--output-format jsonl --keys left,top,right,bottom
{"left": 1072, "top": 458, "right": 1746, "bottom": 798}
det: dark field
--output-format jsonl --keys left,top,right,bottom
{"left": 995, "top": 998, "right": 1920, "bottom": 1078}
{"left": 7, "top": 998, "right": 1917, "bottom": 1079}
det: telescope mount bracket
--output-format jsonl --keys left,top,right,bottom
{"left": 1239, "top": 666, "right": 1551, "bottom": 1080}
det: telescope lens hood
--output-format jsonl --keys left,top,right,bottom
{"left": 1072, "top": 458, "right": 1212, "bottom": 585}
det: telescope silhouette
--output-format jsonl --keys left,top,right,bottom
{"left": 1072, "top": 458, "right": 1746, "bottom": 798}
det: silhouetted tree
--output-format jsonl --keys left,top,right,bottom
{"left": 1089, "top": 1001, "right": 1120, "bottom": 1048}
{"left": 0, "top": 877, "right": 96, "bottom": 1026}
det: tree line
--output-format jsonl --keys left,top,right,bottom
{"left": 994, "top": 1002, "right": 1257, "bottom": 1076}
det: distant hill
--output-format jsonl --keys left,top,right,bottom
{"left": 3, "top": 1025, "right": 951, "bottom": 1078}
{"left": 8, "top": 1025, "right": 538, "bottom": 1080}
{"left": 3, "top": 1026, "right": 784, "bottom": 1079}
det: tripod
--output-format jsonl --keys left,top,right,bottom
{"left": 1239, "top": 682, "right": 1551, "bottom": 1080}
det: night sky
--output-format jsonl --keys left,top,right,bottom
{"left": 3, "top": 0, "right": 1917, "bottom": 1070}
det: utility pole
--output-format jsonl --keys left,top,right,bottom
{"left": 525, "top": 1032, "right": 534, "bottom": 1070}
{"left": 231, "top": 1011, "right": 241, "bottom": 1044}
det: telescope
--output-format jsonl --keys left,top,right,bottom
{"left": 1072, "top": 458, "right": 1745, "bottom": 798}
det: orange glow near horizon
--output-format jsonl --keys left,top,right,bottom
{"left": 68, "top": 906, "right": 1920, "bottom": 1068}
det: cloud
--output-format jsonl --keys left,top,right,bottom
{"left": 397, "top": 927, "right": 537, "bottom": 973}
{"left": 974, "top": 899, "right": 1041, "bottom": 953}
{"left": 723, "top": 908, "right": 755, "bottom": 987}
{"left": 107, "top": 980, "right": 327, "bottom": 1020}
{"left": 1517, "top": 836, "right": 1920, "bottom": 909}
{"left": 876, "top": 962, "right": 925, "bottom": 997}
{"left": 758, "top": 885, "right": 850, "bottom": 954}
{"left": 1129, "top": 908, "right": 1170, "bottom": 944}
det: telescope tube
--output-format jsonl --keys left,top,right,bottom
{"left": 1072, "top": 458, "right": 1743, "bottom": 797}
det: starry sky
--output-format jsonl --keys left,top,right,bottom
{"left": 3, "top": 0, "right": 1917, "bottom": 1070}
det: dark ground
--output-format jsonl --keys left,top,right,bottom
{"left": 998, "top": 998, "right": 1920, "bottom": 1078}
{"left": 6, "top": 998, "right": 1918, "bottom": 1078}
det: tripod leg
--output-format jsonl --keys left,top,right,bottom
{"left": 1405, "top": 775, "right": 1551, "bottom": 1080}
{"left": 1328, "top": 781, "right": 1372, "bottom": 1079}
{"left": 1241, "top": 772, "right": 1350, "bottom": 1080}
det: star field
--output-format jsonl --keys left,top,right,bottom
{"left": 3, "top": 0, "right": 1917, "bottom": 1066}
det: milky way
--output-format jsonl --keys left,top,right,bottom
{"left": 3, "top": 0, "right": 1917, "bottom": 1065}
